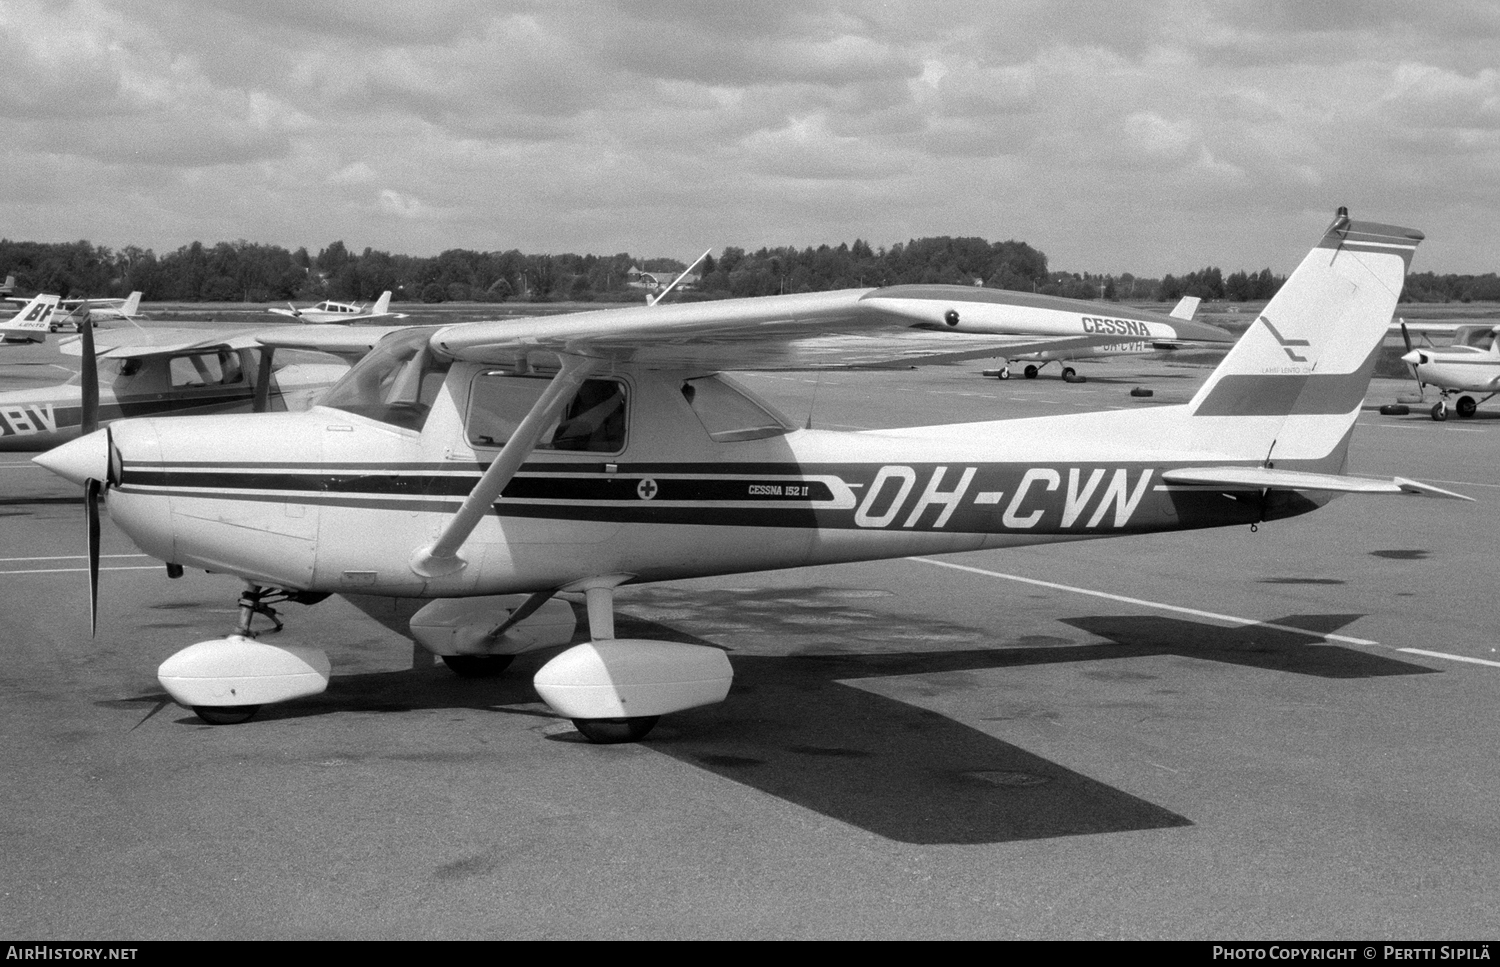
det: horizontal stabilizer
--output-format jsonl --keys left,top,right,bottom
{"left": 1162, "top": 466, "right": 1472, "bottom": 500}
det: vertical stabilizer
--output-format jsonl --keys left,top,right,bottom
{"left": 1184, "top": 210, "right": 1421, "bottom": 471}
{"left": 371, "top": 291, "right": 392, "bottom": 316}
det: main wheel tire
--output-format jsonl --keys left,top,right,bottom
{"left": 193, "top": 705, "right": 261, "bottom": 725}
{"left": 571, "top": 716, "right": 661, "bottom": 744}
{"left": 1024, "top": 365, "right": 1039, "bottom": 379}
{"left": 441, "top": 654, "right": 515, "bottom": 678}
{"left": 1061, "top": 367, "right": 1076, "bottom": 379}
{"left": 1431, "top": 401, "right": 1448, "bottom": 421}
{"left": 1457, "top": 395, "right": 1477, "bottom": 418}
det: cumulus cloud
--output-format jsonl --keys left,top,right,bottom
{"left": 0, "top": 0, "right": 1496, "bottom": 273}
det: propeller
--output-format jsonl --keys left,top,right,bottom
{"left": 1399, "top": 320, "right": 1427, "bottom": 397}
{"left": 78, "top": 318, "right": 105, "bottom": 635}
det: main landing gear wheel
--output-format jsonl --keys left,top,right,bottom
{"left": 1457, "top": 395, "right": 1477, "bottom": 418}
{"left": 1431, "top": 401, "right": 1448, "bottom": 421}
{"left": 193, "top": 705, "right": 261, "bottom": 725}
{"left": 1024, "top": 365, "right": 1039, "bottom": 379}
{"left": 1061, "top": 366, "right": 1076, "bottom": 380}
{"left": 571, "top": 716, "right": 661, "bottom": 744}
{"left": 441, "top": 654, "right": 515, "bottom": 677}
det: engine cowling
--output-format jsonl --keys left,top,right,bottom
{"left": 533, "top": 640, "right": 733, "bottom": 720}
{"left": 157, "top": 636, "right": 330, "bottom": 709}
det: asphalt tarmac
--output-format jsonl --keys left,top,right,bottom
{"left": 2, "top": 339, "right": 1497, "bottom": 939}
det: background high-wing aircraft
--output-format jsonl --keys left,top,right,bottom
{"left": 36, "top": 211, "right": 1464, "bottom": 740}
{"left": 47, "top": 292, "right": 145, "bottom": 331}
{"left": 1397, "top": 320, "right": 1500, "bottom": 420}
{"left": 0, "top": 326, "right": 391, "bottom": 450}
{"left": 984, "top": 296, "right": 1223, "bottom": 380}
{"left": 0, "top": 293, "right": 61, "bottom": 344}
{"left": 269, "top": 290, "right": 408, "bottom": 323}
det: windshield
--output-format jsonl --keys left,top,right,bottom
{"left": 320, "top": 328, "right": 450, "bottom": 430}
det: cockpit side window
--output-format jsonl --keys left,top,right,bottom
{"left": 466, "top": 372, "right": 628, "bottom": 453}
{"left": 320, "top": 328, "right": 452, "bottom": 431}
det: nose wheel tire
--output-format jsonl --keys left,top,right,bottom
{"left": 1431, "top": 401, "right": 1448, "bottom": 421}
{"left": 441, "top": 654, "right": 516, "bottom": 677}
{"left": 571, "top": 716, "right": 661, "bottom": 744}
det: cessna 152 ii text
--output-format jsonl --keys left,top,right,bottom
{"left": 1397, "top": 320, "right": 1500, "bottom": 421}
{"left": 36, "top": 210, "right": 1464, "bottom": 740}
{"left": 269, "top": 290, "right": 407, "bottom": 324}
{"left": 0, "top": 326, "right": 386, "bottom": 450}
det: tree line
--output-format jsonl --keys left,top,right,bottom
{"left": 2, "top": 236, "right": 1493, "bottom": 306}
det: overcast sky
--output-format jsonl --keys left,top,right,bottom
{"left": 2, "top": 0, "right": 1497, "bottom": 277}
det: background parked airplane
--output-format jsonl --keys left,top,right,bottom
{"left": 269, "top": 290, "right": 408, "bottom": 323}
{"left": 0, "top": 325, "right": 389, "bottom": 450}
{"left": 47, "top": 292, "right": 145, "bottom": 331}
{"left": 1398, "top": 320, "right": 1500, "bottom": 420}
{"left": 0, "top": 293, "right": 60, "bottom": 344}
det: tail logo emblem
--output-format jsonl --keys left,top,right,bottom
{"left": 1260, "top": 316, "right": 1310, "bottom": 363}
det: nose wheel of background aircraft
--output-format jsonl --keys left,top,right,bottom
{"left": 1431, "top": 401, "right": 1448, "bottom": 421}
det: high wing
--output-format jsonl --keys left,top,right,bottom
{"left": 430, "top": 285, "right": 1208, "bottom": 371}
{"left": 257, "top": 324, "right": 409, "bottom": 360}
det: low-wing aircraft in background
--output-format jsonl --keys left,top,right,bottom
{"left": 37, "top": 211, "right": 1465, "bottom": 739}
{"left": 0, "top": 326, "right": 388, "bottom": 450}
{"left": 269, "top": 290, "right": 408, "bottom": 324}
{"left": 1396, "top": 320, "right": 1500, "bottom": 421}
{"left": 0, "top": 293, "right": 61, "bottom": 344}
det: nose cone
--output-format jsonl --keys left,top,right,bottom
{"left": 34, "top": 428, "right": 110, "bottom": 486}
{"left": 1400, "top": 349, "right": 1424, "bottom": 367}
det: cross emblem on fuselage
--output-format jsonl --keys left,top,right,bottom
{"left": 637, "top": 478, "right": 659, "bottom": 500}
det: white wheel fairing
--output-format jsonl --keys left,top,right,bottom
{"left": 158, "top": 636, "right": 330, "bottom": 709}
{"left": 533, "top": 640, "right": 732, "bottom": 720}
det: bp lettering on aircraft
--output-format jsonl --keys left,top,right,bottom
{"left": 0, "top": 404, "right": 58, "bottom": 437}
{"left": 849, "top": 464, "right": 1154, "bottom": 531}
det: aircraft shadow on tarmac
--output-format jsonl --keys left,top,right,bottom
{"left": 104, "top": 585, "right": 1434, "bottom": 847}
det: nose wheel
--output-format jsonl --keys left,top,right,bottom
{"left": 1431, "top": 401, "right": 1448, "bottom": 421}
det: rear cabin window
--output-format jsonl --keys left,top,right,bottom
{"left": 168, "top": 350, "right": 244, "bottom": 388}
{"left": 467, "top": 373, "right": 628, "bottom": 453}
{"left": 681, "top": 375, "right": 791, "bottom": 442}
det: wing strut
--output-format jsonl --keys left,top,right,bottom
{"left": 410, "top": 354, "right": 598, "bottom": 578}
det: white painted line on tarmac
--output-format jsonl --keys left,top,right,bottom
{"left": 1, "top": 566, "right": 160, "bottom": 575}
{"left": 909, "top": 556, "right": 1381, "bottom": 646}
{"left": 1, "top": 554, "right": 150, "bottom": 562}
{"left": 1397, "top": 648, "right": 1500, "bottom": 669}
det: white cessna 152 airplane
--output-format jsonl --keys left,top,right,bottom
{"left": 269, "top": 290, "right": 408, "bottom": 324}
{"left": 0, "top": 324, "right": 382, "bottom": 450}
{"left": 1397, "top": 320, "right": 1500, "bottom": 421}
{"left": 36, "top": 210, "right": 1465, "bottom": 740}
